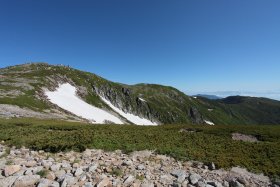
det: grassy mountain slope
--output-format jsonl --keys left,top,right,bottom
{"left": 1, "top": 63, "right": 280, "bottom": 125}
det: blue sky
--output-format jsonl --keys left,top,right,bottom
{"left": 0, "top": 0, "right": 280, "bottom": 99}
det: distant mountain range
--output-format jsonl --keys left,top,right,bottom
{"left": 1, "top": 63, "right": 280, "bottom": 125}
{"left": 192, "top": 94, "right": 222, "bottom": 100}
{"left": 191, "top": 91, "right": 280, "bottom": 101}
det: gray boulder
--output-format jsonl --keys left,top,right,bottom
{"left": 13, "top": 175, "right": 40, "bottom": 187}
{"left": 37, "top": 178, "right": 60, "bottom": 187}
{"left": 0, "top": 176, "right": 18, "bottom": 187}
{"left": 189, "top": 173, "right": 201, "bottom": 185}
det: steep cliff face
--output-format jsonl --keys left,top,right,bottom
{"left": 93, "top": 84, "right": 157, "bottom": 123}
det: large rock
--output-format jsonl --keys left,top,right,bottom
{"left": 25, "top": 160, "right": 37, "bottom": 167}
{"left": 140, "top": 181, "right": 154, "bottom": 187}
{"left": 124, "top": 175, "right": 135, "bottom": 186}
{"left": 0, "top": 176, "right": 18, "bottom": 187}
{"left": 74, "top": 167, "right": 83, "bottom": 177}
{"left": 59, "top": 174, "right": 77, "bottom": 187}
{"left": 84, "top": 182, "right": 94, "bottom": 187}
{"left": 0, "top": 159, "right": 6, "bottom": 170}
{"left": 229, "top": 180, "right": 245, "bottom": 187}
{"left": 96, "top": 177, "right": 111, "bottom": 187}
{"left": 88, "top": 163, "right": 98, "bottom": 172}
{"left": 4, "top": 165, "right": 21, "bottom": 176}
{"left": 54, "top": 170, "right": 66, "bottom": 178}
{"left": 171, "top": 169, "right": 187, "bottom": 183}
{"left": 122, "top": 160, "right": 133, "bottom": 166}
{"left": 136, "top": 164, "right": 145, "bottom": 170}
{"left": 189, "top": 173, "right": 201, "bottom": 185}
{"left": 46, "top": 171, "right": 56, "bottom": 180}
{"left": 37, "top": 178, "right": 60, "bottom": 187}
{"left": 50, "top": 164, "right": 61, "bottom": 171}
{"left": 13, "top": 175, "right": 40, "bottom": 187}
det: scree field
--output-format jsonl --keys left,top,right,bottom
{"left": 0, "top": 118, "right": 279, "bottom": 178}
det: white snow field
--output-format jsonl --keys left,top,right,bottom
{"left": 204, "top": 120, "right": 215, "bottom": 125}
{"left": 99, "top": 96, "right": 158, "bottom": 126}
{"left": 45, "top": 83, "right": 123, "bottom": 124}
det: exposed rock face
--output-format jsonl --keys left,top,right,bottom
{"left": 188, "top": 107, "right": 204, "bottom": 124}
{"left": 2, "top": 63, "right": 280, "bottom": 125}
{"left": 93, "top": 85, "right": 158, "bottom": 124}
{"left": 0, "top": 144, "right": 272, "bottom": 187}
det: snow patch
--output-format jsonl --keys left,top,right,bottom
{"left": 99, "top": 95, "right": 158, "bottom": 126}
{"left": 138, "top": 98, "right": 146, "bottom": 102}
{"left": 208, "top": 109, "right": 214, "bottom": 112}
{"left": 45, "top": 83, "right": 123, "bottom": 124}
{"left": 204, "top": 120, "right": 215, "bottom": 125}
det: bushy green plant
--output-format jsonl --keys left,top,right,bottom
{"left": 0, "top": 118, "right": 279, "bottom": 177}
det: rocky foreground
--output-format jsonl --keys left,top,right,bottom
{"left": 0, "top": 144, "right": 275, "bottom": 187}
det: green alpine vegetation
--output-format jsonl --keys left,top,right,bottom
{"left": 1, "top": 62, "right": 280, "bottom": 125}
{"left": 0, "top": 118, "right": 279, "bottom": 178}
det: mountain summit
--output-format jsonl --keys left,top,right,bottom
{"left": 1, "top": 63, "right": 280, "bottom": 125}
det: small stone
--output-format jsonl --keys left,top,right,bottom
{"left": 123, "top": 160, "right": 133, "bottom": 166}
{"left": 208, "top": 162, "right": 215, "bottom": 170}
{"left": 124, "top": 175, "right": 135, "bottom": 185}
{"left": 73, "top": 162, "right": 79, "bottom": 168}
{"left": 237, "top": 178, "right": 249, "bottom": 186}
{"left": 50, "top": 164, "right": 61, "bottom": 171}
{"left": 75, "top": 167, "right": 84, "bottom": 177}
{"left": 172, "top": 182, "right": 181, "bottom": 187}
{"left": 84, "top": 182, "right": 94, "bottom": 187}
{"left": 41, "top": 160, "right": 52, "bottom": 169}
{"left": 97, "top": 177, "right": 111, "bottom": 187}
{"left": 182, "top": 180, "right": 188, "bottom": 187}
{"left": 171, "top": 170, "right": 187, "bottom": 183}
{"left": 55, "top": 170, "right": 66, "bottom": 178}
{"left": 25, "top": 160, "right": 37, "bottom": 167}
{"left": 83, "top": 149, "right": 92, "bottom": 157}
{"left": 171, "top": 169, "right": 186, "bottom": 178}
{"left": 4, "top": 165, "right": 21, "bottom": 176}
{"left": 79, "top": 173, "right": 87, "bottom": 182}
{"left": 88, "top": 164, "right": 98, "bottom": 172}
{"left": 189, "top": 173, "right": 201, "bottom": 185}
{"left": 140, "top": 181, "right": 154, "bottom": 187}
{"left": 206, "top": 181, "right": 223, "bottom": 187}
{"left": 37, "top": 178, "right": 60, "bottom": 187}
{"left": 69, "top": 156, "right": 75, "bottom": 162}
{"left": 61, "top": 162, "right": 71, "bottom": 169}
{"left": 24, "top": 168, "right": 33, "bottom": 176}
{"left": 105, "top": 167, "right": 112, "bottom": 173}
{"left": 0, "top": 176, "right": 18, "bottom": 187}
{"left": 197, "top": 181, "right": 206, "bottom": 187}
{"left": 32, "top": 166, "right": 44, "bottom": 174}
{"left": 229, "top": 180, "right": 244, "bottom": 187}
{"left": 60, "top": 174, "right": 76, "bottom": 187}
{"left": 46, "top": 171, "right": 56, "bottom": 180}
{"left": 137, "top": 164, "right": 145, "bottom": 170}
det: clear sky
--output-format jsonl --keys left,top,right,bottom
{"left": 0, "top": 0, "right": 280, "bottom": 99}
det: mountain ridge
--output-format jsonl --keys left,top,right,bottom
{"left": 1, "top": 62, "right": 280, "bottom": 125}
